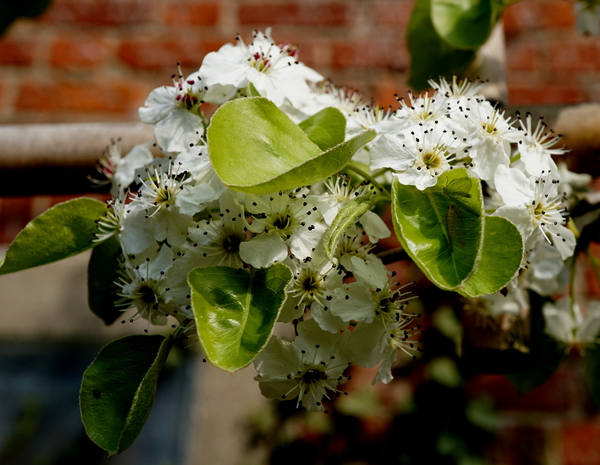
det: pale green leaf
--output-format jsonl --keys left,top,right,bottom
{"left": 207, "top": 97, "right": 375, "bottom": 194}
{"left": 391, "top": 168, "right": 483, "bottom": 290}
{"left": 298, "top": 107, "right": 346, "bottom": 151}
{"left": 189, "top": 263, "right": 292, "bottom": 372}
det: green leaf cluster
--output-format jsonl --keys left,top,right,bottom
{"left": 391, "top": 168, "right": 523, "bottom": 296}
{"left": 207, "top": 97, "right": 375, "bottom": 194}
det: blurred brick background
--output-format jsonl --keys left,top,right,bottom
{"left": 1, "top": 1, "right": 600, "bottom": 464}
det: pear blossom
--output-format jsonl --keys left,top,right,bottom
{"left": 139, "top": 69, "right": 206, "bottom": 153}
{"left": 458, "top": 103, "right": 521, "bottom": 181}
{"left": 370, "top": 127, "right": 468, "bottom": 190}
{"left": 253, "top": 318, "right": 351, "bottom": 412}
{"left": 200, "top": 29, "right": 323, "bottom": 108}
{"left": 544, "top": 297, "right": 600, "bottom": 351}
{"left": 493, "top": 165, "right": 575, "bottom": 259}
{"left": 116, "top": 246, "right": 181, "bottom": 327}
{"left": 187, "top": 190, "right": 250, "bottom": 269}
{"left": 240, "top": 190, "right": 326, "bottom": 267}
{"left": 515, "top": 112, "right": 566, "bottom": 176}
{"left": 279, "top": 254, "right": 345, "bottom": 332}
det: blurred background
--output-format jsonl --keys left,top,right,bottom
{"left": 1, "top": 0, "right": 600, "bottom": 464}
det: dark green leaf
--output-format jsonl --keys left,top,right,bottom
{"left": 189, "top": 264, "right": 292, "bottom": 372}
{"left": 324, "top": 197, "right": 374, "bottom": 261}
{"left": 298, "top": 107, "right": 347, "bottom": 151}
{"left": 80, "top": 334, "right": 173, "bottom": 455}
{"left": 391, "top": 168, "right": 483, "bottom": 290}
{"left": 406, "top": 0, "right": 476, "bottom": 90}
{"left": 88, "top": 235, "right": 123, "bottom": 325}
{"left": 459, "top": 216, "right": 523, "bottom": 297}
{"left": 431, "top": 0, "right": 496, "bottom": 50}
{"left": 0, "top": 198, "right": 106, "bottom": 275}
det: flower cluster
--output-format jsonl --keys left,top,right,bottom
{"left": 92, "top": 29, "right": 584, "bottom": 411}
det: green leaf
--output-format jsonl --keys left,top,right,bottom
{"left": 391, "top": 168, "right": 483, "bottom": 290}
{"left": 207, "top": 97, "right": 375, "bottom": 194}
{"left": 80, "top": 334, "right": 173, "bottom": 455}
{"left": 406, "top": 0, "right": 476, "bottom": 90}
{"left": 431, "top": 0, "right": 496, "bottom": 50}
{"left": 189, "top": 263, "right": 292, "bottom": 373}
{"left": 506, "top": 293, "right": 566, "bottom": 392}
{"left": 459, "top": 216, "right": 523, "bottom": 297}
{"left": 0, "top": 198, "right": 106, "bottom": 275}
{"left": 88, "top": 235, "right": 123, "bottom": 325}
{"left": 298, "top": 107, "right": 347, "bottom": 151}
{"left": 324, "top": 197, "right": 374, "bottom": 261}
{"left": 585, "top": 345, "right": 600, "bottom": 409}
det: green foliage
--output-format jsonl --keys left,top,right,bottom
{"left": 431, "top": 0, "right": 497, "bottom": 50}
{"left": 0, "top": 198, "right": 106, "bottom": 275}
{"left": 392, "top": 169, "right": 522, "bottom": 295}
{"left": 323, "top": 197, "right": 375, "bottom": 261}
{"left": 407, "top": 0, "right": 476, "bottom": 90}
{"left": 88, "top": 235, "right": 122, "bottom": 325}
{"left": 189, "top": 264, "right": 292, "bottom": 373}
{"left": 207, "top": 97, "right": 375, "bottom": 194}
{"left": 298, "top": 107, "right": 347, "bottom": 151}
{"left": 391, "top": 169, "right": 483, "bottom": 290}
{"left": 459, "top": 216, "right": 523, "bottom": 297}
{"left": 80, "top": 334, "right": 173, "bottom": 456}
{"left": 507, "top": 293, "right": 566, "bottom": 393}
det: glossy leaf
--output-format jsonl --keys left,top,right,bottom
{"left": 189, "top": 263, "right": 292, "bottom": 372}
{"left": 406, "top": 0, "right": 476, "bottom": 90}
{"left": 431, "top": 0, "right": 496, "bottom": 50}
{"left": 459, "top": 216, "right": 523, "bottom": 297}
{"left": 80, "top": 334, "right": 173, "bottom": 455}
{"left": 298, "top": 107, "right": 347, "bottom": 151}
{"left": 207, "top": 97, "right": 375, "bottom": 194}
{"left": 391, "top": 168, "right": 483, "bottom": 290}
{"left": 324, "top": 197, "right": 374, "bottom": 261}
{"left": 0, "top": 198, "right": 106, "bottom": 275}
{"left": 88, "top": 235, "right": 123, "bottom": 325}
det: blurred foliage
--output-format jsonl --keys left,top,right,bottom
{"left": 245, "top": 293, "right": 500, "bottom": 465}
{"left": 0, "top": 0, "right": 53, "bottom": 36}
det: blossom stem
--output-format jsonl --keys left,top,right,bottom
{"left": 376, "top": 247, "right": 411, "bottom": 264}
{"left": 173, "top": 318, "right": 193, "bottom": 339}
{"left": 588, "top": 245, "right": 600, "bottom": 290}
{"left": 569, "top": 252, "right": 578, "bottom": 322}
{"left": 344, "top": 161, "right": 391, "bottom": 199}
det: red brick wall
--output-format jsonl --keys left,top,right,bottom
{"left": 0, "top": 0, "right": 598, "bottom": 125}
